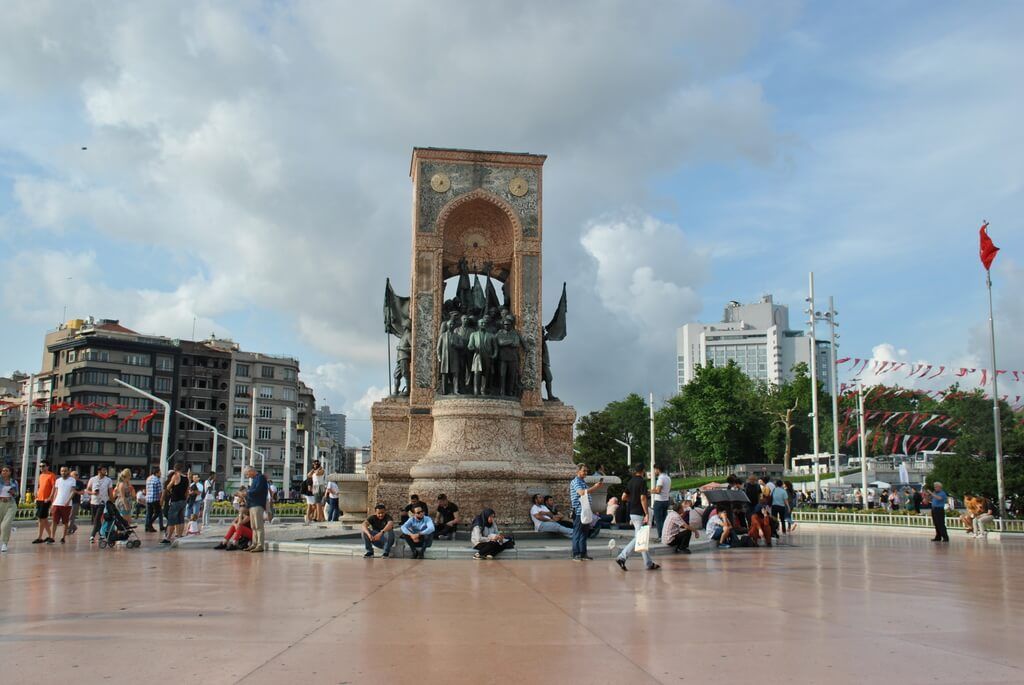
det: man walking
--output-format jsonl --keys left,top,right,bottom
{"left": 651, "top": 463, "right": 672, "bottom": 536}
{"left": 85, "top": 466, "right": 113, "bottom": 544}
{"left": 569, "top": 463, "right": 604, "bottom": 561}
{"left": 68, "top": 470, "right": 85, "bottom": 535}
{"left": 929, "top": 481, "right": 950, "bottom": 542}
{"left": 245, "top": 466, "right": 268, "bottom": 553}
{"left": 51, "top": 466, "right": 78, "bottom": 544}
{"left": 616, "top": 464, "right": 660, "bottom": 571}
{"left": 32, "top": 461, "right": 57, "bottom": 544}
{"left": 144, "top": 468, "right": 163, "bottom": 532}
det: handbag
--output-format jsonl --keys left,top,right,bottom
{"left": 579, "top": 491, "right": 594, "bottom": 525}
{"left": 635, "top": 524, "right": 651, "bottom": 552}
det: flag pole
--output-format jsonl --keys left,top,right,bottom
{"left": 985, "top": 267, "right": 1006, "bottom": 523}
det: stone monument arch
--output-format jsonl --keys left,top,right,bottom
{"left": 369, "top": 147, "right": 576, "bottom": 525}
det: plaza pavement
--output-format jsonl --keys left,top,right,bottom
{"left": 1, "top": 526, "right": 1022, "bottom": 684}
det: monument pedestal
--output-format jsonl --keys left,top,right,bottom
{"left": 368, "top": 396, "right": 576, "bottom": 526}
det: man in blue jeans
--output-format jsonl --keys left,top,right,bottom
{"left": 616, "top": 464, "right": 660, "bottom": 571}
{"left": 569, "top": 463, "right": 604, "bottom": 561}
{"left": 362, "top": 503, "right": 396, "bottom": 557}
{"left": 651, "top": 464, "right": 672, "bottom": 537}
{"left": 400, "top": 505, "right": 435, "bottom": 558}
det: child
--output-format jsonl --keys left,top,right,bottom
{"left": 185, "top": 514, "right": 201, "bottom": 536}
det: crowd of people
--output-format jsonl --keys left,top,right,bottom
{"left": 4, "top": 457, "right": 1004, "bottom": 558}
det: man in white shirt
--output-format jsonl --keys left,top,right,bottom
{"left": 530, "top": 494, "right": 571, "bottom": 537}
{"left": 325, "top": 480, "right": 340, "bottom": 521}
{"left": 51, "top": 466, "right": 79, "bottom": 544}
{"left": 85, "top": 467, "right": 114, "bottom": 543}
{"left": 652, "top": 464, "right": 672, "bottom": 537}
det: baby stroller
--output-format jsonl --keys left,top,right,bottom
{"left": 99, "top": 500, "right": 142, "bottom": 549}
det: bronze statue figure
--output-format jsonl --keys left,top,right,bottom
{"left": 394, "top": 324, "right": 412, "bottom": 396}
{"left": 436, "top": 320, "right": 459, "bottom": 395}
{"left": 496, "top": 317, "right": 525, "bottom": 397}
{"left": 467, "top": 315, "right": 498, "bottom": 396}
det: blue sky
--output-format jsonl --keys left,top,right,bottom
{"left": 1, "top": 2, "right": 1022, "bottom": 443}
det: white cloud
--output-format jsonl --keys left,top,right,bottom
{"left": 580, "top": 213, "right": 707, "bottom": 335}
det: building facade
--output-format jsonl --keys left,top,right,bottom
{"left": 5, "top": 317, "right": 315, "bottom": 492}
{"left": 677, "top": 295, "right": 831, "bottom": 393}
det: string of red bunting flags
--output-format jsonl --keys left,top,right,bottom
{"left": 836, "top": 357, "right": 1024, "bottom": 387}
{"left": 0, "top": 398, "right": 161, "bottom": 432}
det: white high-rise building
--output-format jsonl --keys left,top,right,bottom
{"left": 676, "top": 295, "right": 831, "bottom": 392}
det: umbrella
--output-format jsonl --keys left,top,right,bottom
{"left": 699, "top": 482, "right": 726, "bottom": 491}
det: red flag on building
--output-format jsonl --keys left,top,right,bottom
{"left": 980, "top": 222, "right": 999, "bottom": 270}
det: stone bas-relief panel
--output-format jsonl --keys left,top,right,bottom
{"left": 518, "top": 254, "right": 540, "bottom": 390}
{"left": 418, "top": 162, "right": 538, "bottom": 237}
{"left": 413, "top": 293, "right": 435, "bottom": 388}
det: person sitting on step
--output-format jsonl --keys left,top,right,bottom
{"left": 471, "top": 508, "right": 515, "bottom": 559}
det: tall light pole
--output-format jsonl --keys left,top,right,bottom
{"left": 284, "top": 407, "right": 293, "bottom": 491}
{"left": 649, "top": 393, "right": 656, "bottom": 492}
{"left": 19, "top": 374, "right": 34, "bottom": 503}
{"left": 822, "top": 298, "right": 841, "bottom": 486}
{"left": 114, "top": 378, "right": 170, "bottom": 477}
{"left": 614, "top": 437, "right": 632, "bottom": 468}
{"left": 857, "top": 383, "right": 868, "bottom": 510}
{"left": 249, "top": 386, "right": 258, "bottom": 468}
{"left": 806, "top": 272, "right": 821, "bottom": 501}
{"left": 174, "top": 410, "right": 219, "bottom": 490}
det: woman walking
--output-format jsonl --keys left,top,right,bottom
{"left": 0, "top": 465, "right": 19, "bottom": 553}
{"left": 470, "top": 508, "right": 515, "bottom": 559}
{"left": 114, "top": 469, "right": 136, "bottom": 523}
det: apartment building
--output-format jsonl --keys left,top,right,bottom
{"left": 42, "top": 318, "right": 178, "bottom": 482}
{"left": 0, "top": 373, "right": 54, "bottom": 472}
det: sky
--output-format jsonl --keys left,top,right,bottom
{"left": 1, "top": 1, "right": 1022, "bottom": 445}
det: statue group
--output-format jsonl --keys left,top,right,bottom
{"left": 386, "top": 269, "right": 565, "bottom": 402}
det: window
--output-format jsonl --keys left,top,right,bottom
{"left": 124, "top": 353, "right": 150, "bottom": 366}
{"left": 67, "top": 350, "right": 77, "bottom": 363}
{"left": 258, "top": 405, "right": 273, "bottom": 419}
{"left": 233, "top": 426, "right": 248, "bottom": 439}
{"left": 156, "top": 356, "right": 174, "bottom": 371}
{"left": 196, "top": 379, "right": 207, "bottom": 389}
{"left": 261, "top": 366, "right": 274, "bottom": 379}
{"left": 234, "top": 404, "right": 249, "bottom": 417}
{"left": 154, "top": 376, "right": 172, "bottom": 392}
{"left": 283, "top": 368, "right": 297, "bottom": 381}
{"left": 235, "top": 384, "right": 249, "bottom": 398}
{"left": 236, "top": 364, "right": 250, "bottom": 377}
{"left": 282, "top": 388, "right": 296, "bottom": 401}
{"left": 192, "top": 399, "right": 206, "bottom": 410}
{"left": 149, "top": 420, "right": 163, "bottom": 435}
{"left": 181, "top": 377, "right": 190, "bottom": 387}
{"left": 232, "top": 446, "right": 243, "bottom": 462}
{"left": 257, "top": 426, "right": 272, "bottom": 440}
{"left": 258, "top": 386, "right": 273, "bottom": 399}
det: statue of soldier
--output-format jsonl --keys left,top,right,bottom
{"left": 436, "top": 319, "right": 461, "bottom": 395}
{"left": 454, "top": 314, "right": 474, "bottom": 390}
{"left": 541, "top": 331, "right": 557, "bottom": 401}
{"left": 394, "top": 324, "right": 411, "bottom": 396}
{"left": 467, "top": 315, "right": 498, "bottom": 396}
{"left": 495, "top": 317, "right": 525, "bottom": 397}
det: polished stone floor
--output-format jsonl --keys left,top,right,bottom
{"left": 1, "top": 526, "right": 1022, "bottom": 684}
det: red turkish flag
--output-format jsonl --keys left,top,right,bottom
{"left": 980, "top": 222, "right": 999, "bottom": 270}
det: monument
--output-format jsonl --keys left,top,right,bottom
{"left": 369, "top": 147, "right": 575, "bottom": 526}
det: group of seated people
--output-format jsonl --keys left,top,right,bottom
{"left": 360, "top": 495, "right": 516, "bottom": 560}
{"left": 959, "top": 494, "right": 997, "bottom": 537}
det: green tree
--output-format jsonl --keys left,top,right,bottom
{"left": 575, "top": 393, "right": 650, "bottom": 481}
{"left": 657, "top": 362, "right": 768, "bottom": 469}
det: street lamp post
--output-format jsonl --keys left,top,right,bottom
{"left": 806, "top": 272, "right": 822, "bottom": 501}
{"left": 174, "top": 409, "right": 220, "bottom": 491}
{"left": 19, "top": 374, "right": 34, "bottom": 503}
{"left": 114, "top": 378, "right": 170, "bottom": 478}
{"left": 819, "top": 298, "right": 841, "bottom": 487}
{"left": 614, "top": 434, "right": 632, "bottom": 468}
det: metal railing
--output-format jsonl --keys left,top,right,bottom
{"left": 793, "top": 510, "right": 1024, "bottom": 533}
